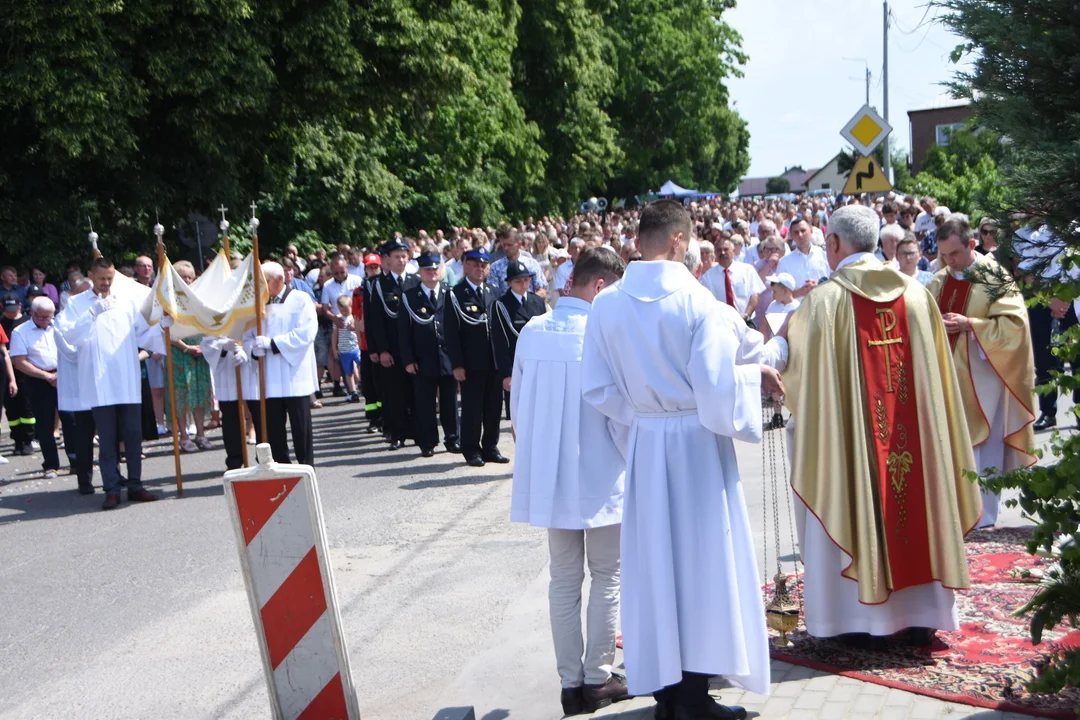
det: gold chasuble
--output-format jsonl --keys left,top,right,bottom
{"left": 785, "top": 257, "right": 981, "bottom": 605}
{"left": 925, "top": 257, "right": 1038, "bottom": 473}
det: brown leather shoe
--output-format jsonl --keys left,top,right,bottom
{"left": 583, "top": 672, "right": 630, "bottom": 711}
{"left": 127, "top": 489, "right": 159, "bottom": 503}
{"left": 101, "top": 493, "right": 122, "bottom": 510}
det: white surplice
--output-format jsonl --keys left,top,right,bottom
{"left": 509, "top": 296, "right": 625, "bottom": 530}
{"left": 200, "top": 337, "right": 253, "bottom": 403}
{"left": 56, "top": 290, "right": 163, "bottom": 408}
{"left": 581, "top": 260, "right": 770, "bottom": 697}
{"left": 241, "top": 289, "right": 318, "bottom": 399}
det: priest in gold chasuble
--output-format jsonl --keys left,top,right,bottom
{"left": 926, "top": 217, "right": 1037, "bottom": 529}
{"left": 783, "top": 205, "right": 981, "bottom": 643}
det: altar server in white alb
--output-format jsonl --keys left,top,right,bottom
{"left": 510, "top": 248, "right": 630, "bottom": 716}
{"left": 200, "top": 335, "right": 250, "bottom": 470}
{"left": 582, "top": 200, "right": 785, "bottom": 720}
{"left": 243, "top": 261, "right": 318, "bottom": 465}
{"left": 57, "top": 257, "right": 164, "bottom": 511}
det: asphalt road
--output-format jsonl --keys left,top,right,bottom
{"left": 0, "top": 395, "right": 1062, "bottom": 720}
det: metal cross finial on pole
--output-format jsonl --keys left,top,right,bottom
{"left": 155, "top": 221, "right": 184, "bottom": 497}
{"left": 88, "top": 218, "right": 101, "bottom": 259}
{"left": 249, "top": 201, "right": 268, "bottom": 445}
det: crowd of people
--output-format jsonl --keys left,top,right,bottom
{"left": 0, "top": 190, "right": 1072, "bottom": 716}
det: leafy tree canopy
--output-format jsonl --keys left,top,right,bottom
{"left": 0, "top": 0, "right": 748, "bottom": 272}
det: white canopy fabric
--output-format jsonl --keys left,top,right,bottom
{"left": 658, "top": 180, "right": 697, "bottom": 196}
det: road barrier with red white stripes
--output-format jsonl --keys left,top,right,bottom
{"left": 224, "top": 444, "right": 361, "bottom": 720}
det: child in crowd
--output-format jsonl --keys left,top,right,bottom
{"left": 331, "top": 294, "right": 361, "bottom": 403}
{"left": 765, "top": 272, "right": 801, "bottom": 318}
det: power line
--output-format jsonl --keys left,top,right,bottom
{"left": 891, "top": 4, "right": 935, "bottom": 35}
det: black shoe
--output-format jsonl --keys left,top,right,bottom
{"left": 1034, "top": 413, "right": 1057, "bottom": 431}
{"left": 444, "top": 440, "right": 461, "bottom": 454}
{"left": 903, "top": 626, "right": 937, "bottom": 647}
{"left": 314, "top": 390, "right": 324, "bottom": 400}
{"left": 14, "top": 444, "right": 32, "bottom": 456}
{"left": 77, "top": 484, "right": 95, "bottom": 495}
{"left": 332, "top": 385, "right": 347, "bottom": 397}
{"left": 383, "top": 432, "right": 393, "bottom": 443}
{"left": 466, "top": 455, "right": 485, "bottom": 467}
{"left": 101, "top": 493, "right": 122, "bottom": 510}
{"left": 388, "top": 440, "right": 406, "bottom": 451}
{"left": 420, "top": 448, "right": 435, "bottom": 458}
{"left": 365, "top": 424, "right": 378, "bottom": 434}
{"left": 482, "top": 450, "right": 509, "bottom": 464}
{"left": 561, "top": 686, "right": 586, "bottom": 716}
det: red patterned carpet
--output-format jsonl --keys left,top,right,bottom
{"left": 766, "top": 527, "right": 1080, "bottom": 718}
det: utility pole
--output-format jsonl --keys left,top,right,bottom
{"left": 842, "top": 57, "right": 871, "bottom": 106}
{"left": 883, "top": 0, "right": 892, "bottom": 183}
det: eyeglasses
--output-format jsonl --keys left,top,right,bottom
{"left": 980, "top": 228, "right": 994, "bottom": 236}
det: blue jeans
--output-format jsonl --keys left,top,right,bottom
{"left": 92, "top": 404, "right": 143, "bottom": 494}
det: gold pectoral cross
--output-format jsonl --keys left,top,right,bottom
{"left": 946, "top": 289, "right": 958, "bottom": 314}
{"left": 868, "top": 308, "right": 904, "bottom": 393}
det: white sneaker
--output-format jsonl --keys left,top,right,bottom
{"left": 0, "top": 455, "right": 8, "bottom": 464}
{"left": 31, "top": 440, "right": 41, "bottom": 451}
{"left": 156, "top": 424, "right": 168, "bottom": 435}
{"left": 44, "top": 470, "right": 57, "bottom": 479}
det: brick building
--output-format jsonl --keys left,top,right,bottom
{"left": 907, "top": 104, "right": 973, "bottom": 174}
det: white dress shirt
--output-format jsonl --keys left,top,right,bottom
{"left": 699, "top": 263, "right": 765, "bottom": 316}
{"left": 778, "top": 245, "right": 831, "bottom": 288}
{"left": 320, "top": 275, "right": 364, "bottom": 315}
{"left": 9, "top": 321, "right": 58, "bottom": 371}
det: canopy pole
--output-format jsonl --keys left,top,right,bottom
{"left": 219, "top": 208, "right": 249, "bottom": 468}
{"left": 154, "top": 222, "right": 183, "bottom": 497}
{"left": 250, "top": 203, "right": 268, "bottom": 443}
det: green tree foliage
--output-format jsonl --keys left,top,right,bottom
{"left": 939, "top": 0, "right": 1080, "bottom": 701}
{"left": 0, "top": 0, "right": 748, "bottom": 271}
{"left": 905, "top": 126, "right": 1006, "bottom": 218}
{"left": 602, "top": 0, "right": 749, "bottom": 198}
{"left": 765, "top": 176, "right": 791, "bottom": 194}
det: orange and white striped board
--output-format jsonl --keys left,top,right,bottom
{"left": 224, "top": 444, "right": 361, "bottom": 720}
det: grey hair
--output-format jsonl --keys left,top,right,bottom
{"left": 683, "top": 237, "right": 702, "bottom": 274}
{"left": 30, "top": 296, "right": 55, "bottom": 313}
{"left": 698, "top": 240, "right": 715, "bottom": 254}
{"left": 261, "top": 261, "right": 285, "bottom": 280}
{"left": 569, "top": 237, "right": 586, "bottom": 250}
{"left": 828, "top": 205, "right": 880, "bottom": 253}
{"left": 879, "top": 223, "right": 906, "bottom": 245}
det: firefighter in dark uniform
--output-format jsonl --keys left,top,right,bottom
{"left": 397, "top": 253, "right": 460, "bottom": 458}
{"left": 367, "top": 239, "right": 420, "bottom": 450}
{"left": 492, "top": 260, "right": 547, "bottom": 420}
{"left": 352, "top": 252, "right": 384, "bottom": 433}
{"left": 444, "top": 248, "right": 508, "bottom": 467}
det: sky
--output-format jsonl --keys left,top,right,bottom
{"left": 726, "top": 0, "right": 973, "bottom": 178}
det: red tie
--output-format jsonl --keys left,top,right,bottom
{"left": 724, "top": 267, "right": 735, "bottom": 307}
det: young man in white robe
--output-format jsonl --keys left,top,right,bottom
{"left": 243, "top": 261, "right": 319, "bottom": 465}
{"left": 582, "top": 200, "right": 785, "bottom": 720}
{"left": 510, "top": 248, "right": 630, "bottom": 716}
{"left": 56, "top": 257, "right": 164, "bottom": 510}
{"left": 201, "top": 335, "right": 250, "bottom": 470}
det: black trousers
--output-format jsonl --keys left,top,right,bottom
{"left": 248, "top": 396, "right": 313, "bottom": 466}
{"left": 3, "top": 370, "right": 35, "bottom": 448}
{"left": 73, "top": 409, "right": 96, "bottom": 490}
{"left": 460, "top": 370, "right": 502, "bottom": 458}
{"left": 24, "top": 375, "right": 76, "bottom": 472}
{"left": 412, "top": 374, "right": 459, "bottom": 451}
{"left": 218, "top": 400, "right": 246, "bottom": 470}
{"left": 92, "top": 403, "right": 143, "bottom": 494}
{"left": 381, "top": 363, "right": 413, "bottom": 442}
{"left": 1030, "top": 303, "right": 1079, "bottom": 416}
{"left": 361, "top": 353, "right": 381, "bottom": 423}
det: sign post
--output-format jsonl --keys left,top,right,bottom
{"left": 840, "top": 104, "right": 894, "bottom": 195}
{"left": 223, "top": 444, "right": 361, "bottom": 720}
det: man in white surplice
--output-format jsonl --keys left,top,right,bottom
{"left": 510, "top": 248, "right": 630, "bottom": 716}
{"left": 582, "top": 200, "right": 785, "bottom": 720}
{"left": 243, "top": 261, "right": 318, "bottom": 465}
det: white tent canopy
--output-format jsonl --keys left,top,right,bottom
{"left": 658, "top": 180, "right": 697, "bottom": 197}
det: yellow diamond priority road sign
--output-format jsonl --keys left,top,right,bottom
{"left": 843, "top": 155, "right": 893, "bottom": 195}
{"left": 840, "top": 104, "right": 892, "bottom": 157}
